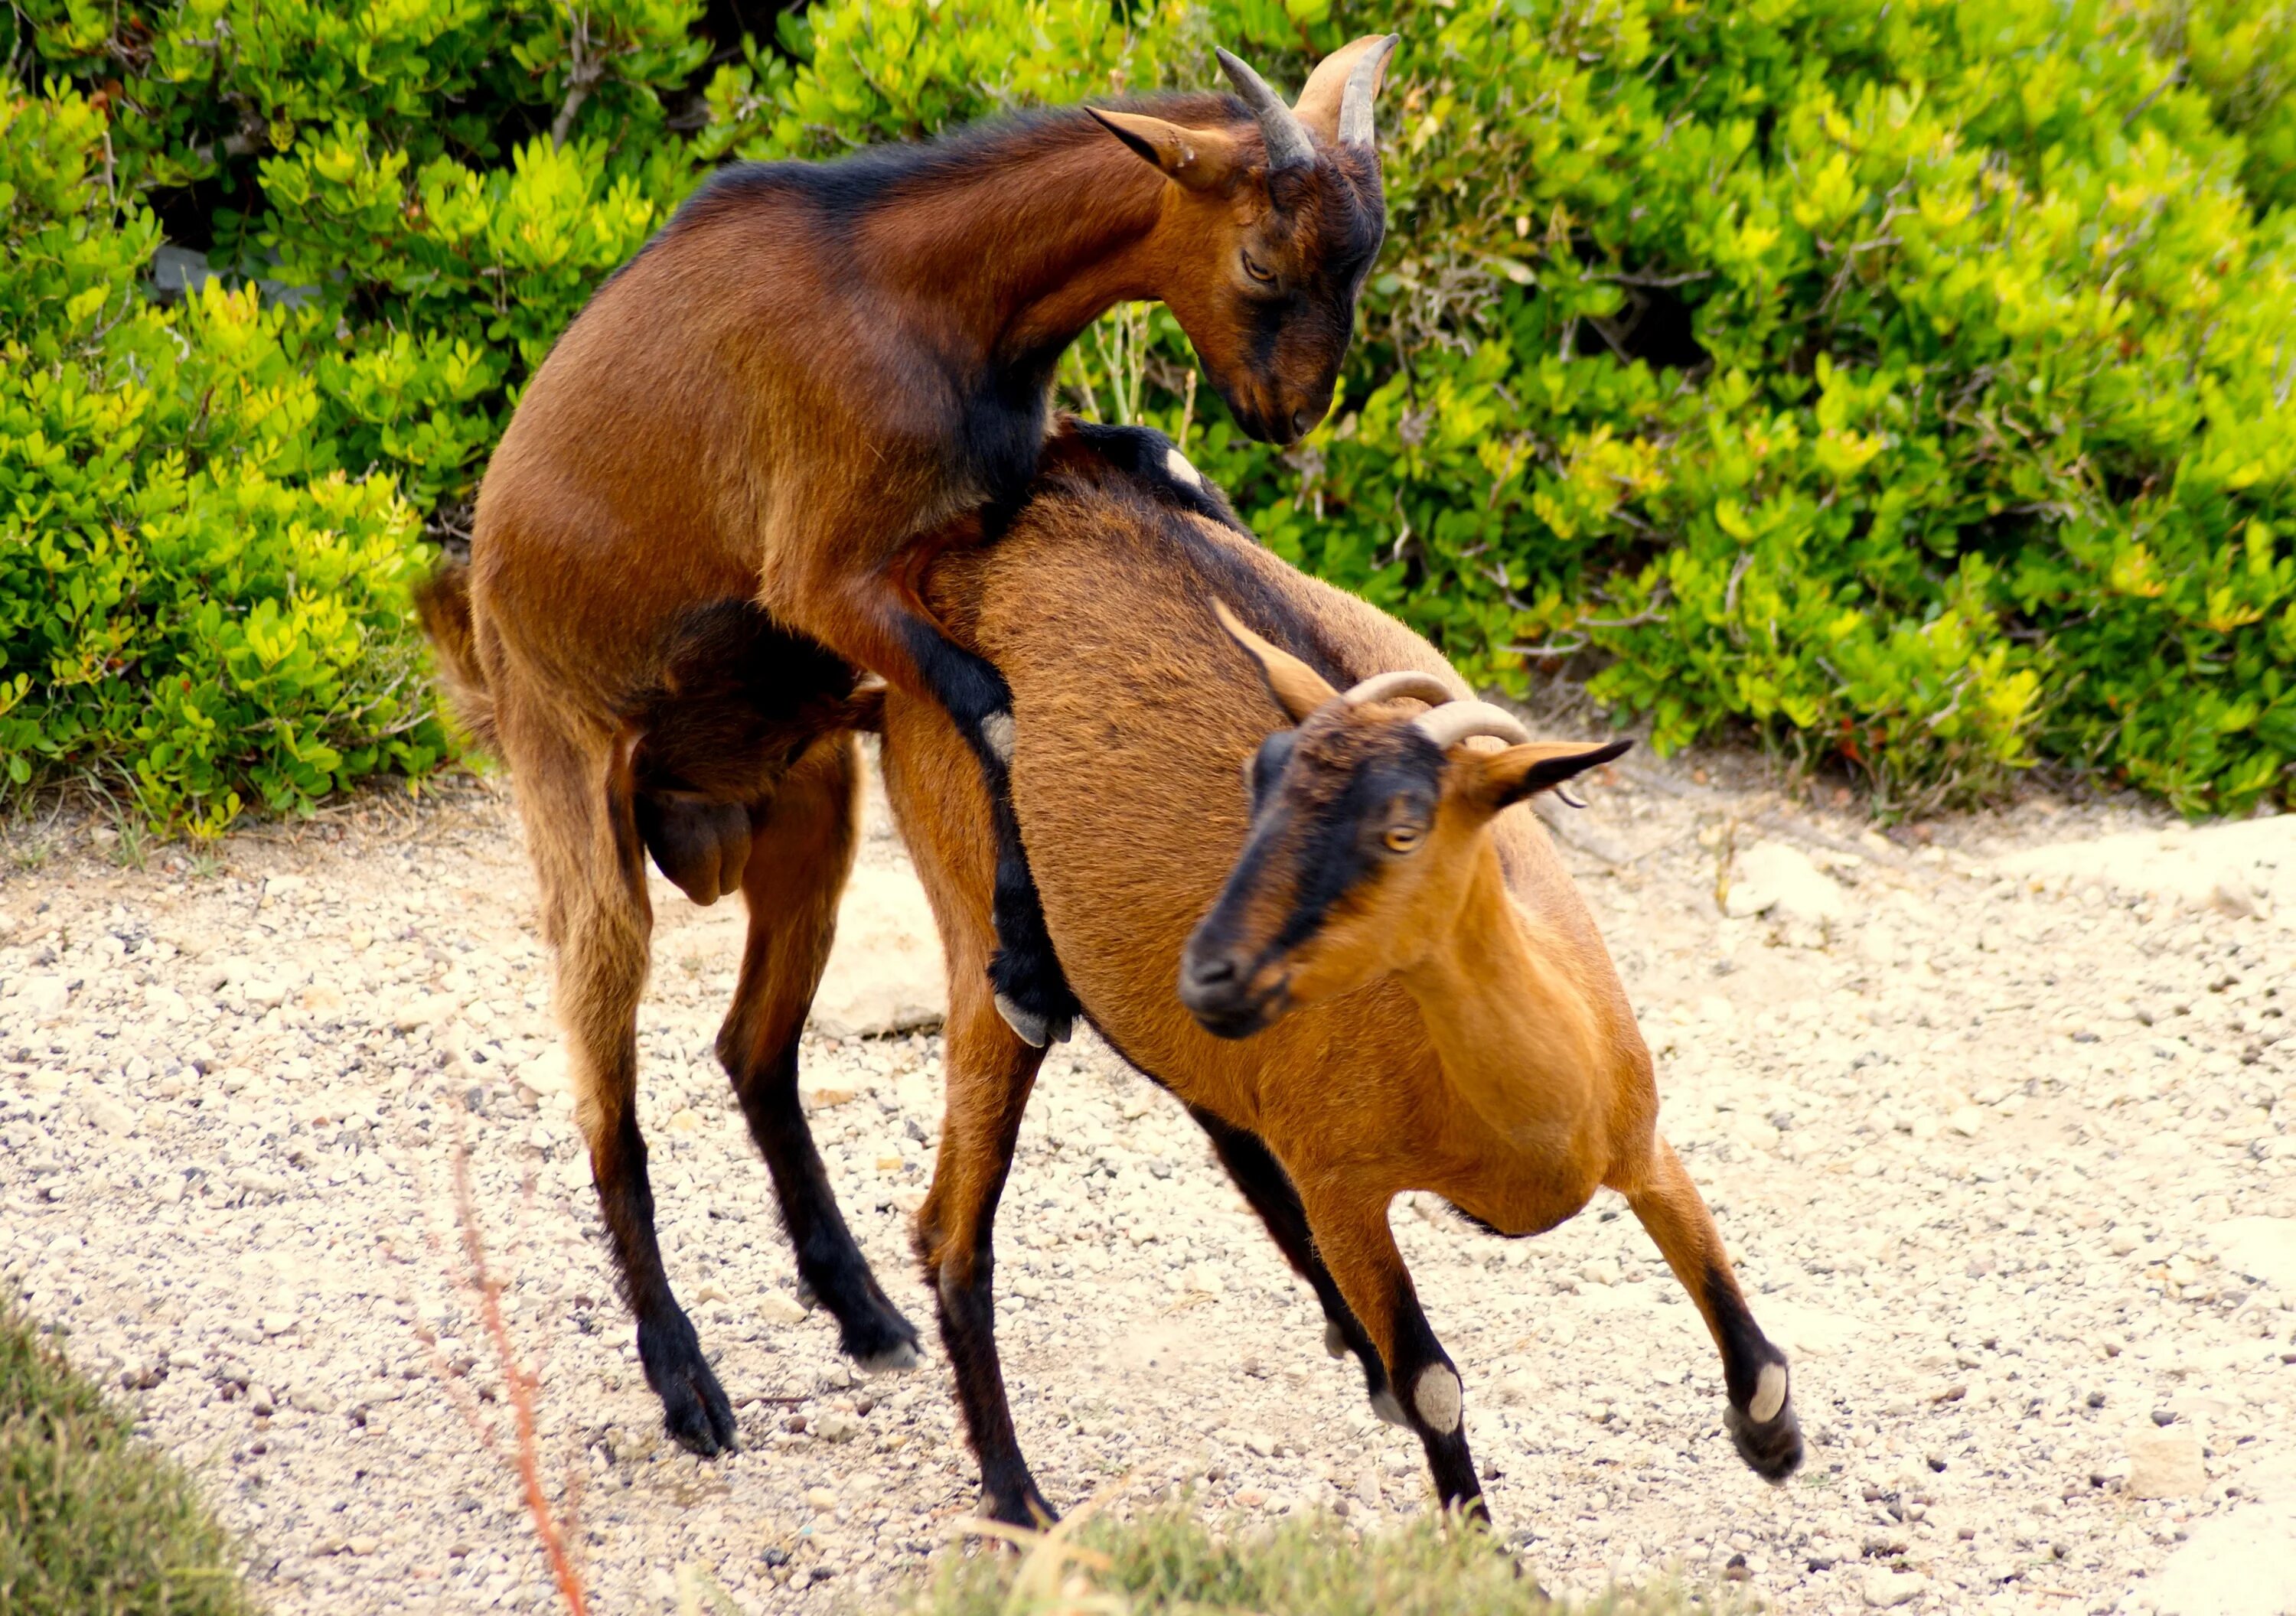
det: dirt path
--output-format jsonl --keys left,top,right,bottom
{"left": 3, "top": 754, "right": 2291, "bottom": 1615}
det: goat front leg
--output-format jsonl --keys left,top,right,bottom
{"left": 797, "top": 554, "right": 1077, "bottom": 1049}
{"left": 1296, "top": 1181, "right": 1486, "bottom": 1517}
{"left": 1614, "top": 1136, "right": 1803, "bottom": 1480}
{"left": 1186, "top": 1108, "right": 1399, "bottom": 1423}
{"left": 912, "top": 984, "right": 1052, "bottom": 1526}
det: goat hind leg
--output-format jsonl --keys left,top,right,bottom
{"left": 1188, "top": 1109, "right": 1398, "bottom": 1423}
{"left": 716, "top": 734, "right": 919, "bottom": 1370}
{"left": 1616, "top": 1137, "right": 1802, "bottom": 1480}
{"left": 513, "top": 708, "right": 735, "bottom": 1456}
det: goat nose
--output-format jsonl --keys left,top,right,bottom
{"left": 1188, "top": 953, "right": 1238, "bottom": 989}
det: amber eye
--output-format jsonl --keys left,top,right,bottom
{"left": 1383, "top": 825, "right": 1424, "bottom": 854}
{"left": 1241, "top": 251, "right": 1276, "bottom": 285}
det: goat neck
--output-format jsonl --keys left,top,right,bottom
{"left": 1395, "top": 837, "right": 1616, "bottom": 1149}
{"left": 858, "top": 116, "right": 1180, "bottom": 371}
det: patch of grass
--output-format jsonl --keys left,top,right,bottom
{"left": 0, "top": 1308, "right": 254, "bottom": 1615}
{"left": 891, "top": 1503, "right": 1722, "bottom": 1616}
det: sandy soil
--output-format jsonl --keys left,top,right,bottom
{"left": 2, "top": 750, "right": 2292, "bottom": 1615}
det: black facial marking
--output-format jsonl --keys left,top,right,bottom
{"left": 1264, "top": 733, "right": 1443, "bottom": 956}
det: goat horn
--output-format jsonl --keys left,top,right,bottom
{"left": 1216, "top": 47, "right": 1316, "bottom": 172}
{"left": 1414, "top": 700, "right": 1533, "bottom": 751}
{"left": 1342, "top": 670, "right": 1454, "bottom": 709}
{"left": 1336, "top": 34, "right": 1399, "bottom": 150}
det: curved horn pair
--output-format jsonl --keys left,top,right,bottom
{"left": 1340, "top": 664, "right": 1534, "bottom": 751}
{"left": 1217, "top": 34, "right": 1397, "bottom": 170}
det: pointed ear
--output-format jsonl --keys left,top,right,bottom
{"left": 1293, "top": 34, "right": 1397, "bottom": 142}
{"left": 1087, "top": 108, "right": 1239, "bottom": 192}
{"left": 1464, "top": 738, "right": 1633, "bottom": 813}
{"left": 1211, "top": 598, "right": 1337, "bottom": 722}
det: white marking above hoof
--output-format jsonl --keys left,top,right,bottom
{"left": 1324, "top": 1319, "right": 1348, "bottom": 1359}
{"left": 1750, "top": 1362, "right": 1788, "bottom": 1424}
{"left": 1414, "top": 1364, "right": 1463, "bottom": 1435}
{"left": 1368, "top": 1388, "right": 1409, "bottom": 1428}
{"left": 1165, "top": 446, "right": 1202, "bottom": 487}
{"left": 980, "top": 710, "right": 1016, "bottom": 765}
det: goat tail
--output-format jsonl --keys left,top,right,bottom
{"left": 414, "top": 559, "right": 500, "bottom": 754}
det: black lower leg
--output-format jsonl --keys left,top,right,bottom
{"left": 934, "top": 1246, "right": 1053, "bottom": 1530}
{"left": 1380, "top": 1278, "right": 1484, "bottom": 1516}
{"left": 593, "top": 1110, "right": 737, "bottom": 1456}
{"left": 895, "top": 616, "right": 1075, "bottom": 1043}
{"left": 1704, "top": 1269, "right": 1802, "bottom": 1480}
{"left": 1191, "top": 1109, "right": 1393, "bottom": 1411}
{"left": 726, "top": 1034, "right": 919, "bottom": 1369}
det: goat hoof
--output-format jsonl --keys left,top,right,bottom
{"left": 1725, "top": 1395, "right": 1805, "bottom": 1481}
{"left": 1323, "top": 1319, "right": 1348, "bottom": 1359}
{"left": 1046, "top": 1012, "right": 1075, "bottom": 1045}
{"left": 856, "top": 1337, "right": 921, "bottom": 1374}
{"left": 1369, "top": 1388, "right": 1410, "bottom": 1429}
{"left": 793, "top": 1276, "right": 819, "bottom": 1310}
{"left": 995, "top": 992, "right": 1054, "bottom": 1047}
{"left": 638, "top": 1311, "right": 738, "bottom": 1458}
{"left": 978, "top": 1481, "right": 1058, "bottom": 1532}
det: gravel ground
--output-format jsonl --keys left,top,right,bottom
{"left": 3, "top": 751, "right": 2293, "bottom": 1616}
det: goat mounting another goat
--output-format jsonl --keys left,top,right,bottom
{"left": 876, "top": 424, "right": 1804, "bottom": 1526}
{"left": 422, "top": 39, "right": 1397, "bottom": 1458}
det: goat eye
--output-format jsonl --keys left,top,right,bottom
{"left": 1383, "top": 825, "right": 1424, "bottom": 855}
{"left": 1241, "top": 251, "right": 1276, "bottom": 285}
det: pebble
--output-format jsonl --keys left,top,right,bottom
{"left": 2127, "top": 1428, "right": 2208, "bottom": 1498}
{"left": 1861, "top": 1569, "right": 1928, "bottom": 1607}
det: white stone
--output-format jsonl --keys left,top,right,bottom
{"left": 2127, "top": 1427, "right": 2206, "bottom": 1498}
{"left": 1724, "top": 842, "right": 1847, "bottom": 935}
{"left": 810, "top": 862, "right": 947, "bottom": 1038}
{"left": 1861, "top": 1569, "right": 1928, "bottom": 1608}
{"left": 2209, "top": 1217, "right": 2296, "bottom": 1293}
{"left": 18, "top": 976, "right": 70, "bottom": 1018}
{"left": 1996, "top": 815, "right": 2296, "bottom": 917}
{"left": 2133, "top": 1477, "right": 2296, "bottom": 1615}
{"left": 82, "top": 1094, "right": 135, "bottom": 1137}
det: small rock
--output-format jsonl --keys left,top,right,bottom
{"left": 1861, "top": 1569, "right": 1928, "bottom": 1608}
{"left": 18, "top": 976, "right": 70, "bottom": 1018}
{"left": 804, "top": 1486, "right": 837, "bottom": 1512}
{"left": 1948, "top": 1105, "right": 1984, "bottom": 1137}
{"left": 83, "top": 1094, "right": 136, "bottom": 1137}
{"left": 810, "top": 865, "right": 947, "bottom": 1038}
{"left": 2127, "top": 1427, "right": 2206, "bottom": 1498}
{"left": 814, "top": 1409, "right": 862, "bottom": 1442}
{"left": 249, "top": 1383, "right": 276, "bottom": 1416}
{"left": 290, "top": 1387, "right": 338, "bottom": 1414}
{"left": 345, "top": 1536, "right": 378, "bottom": 1556}
{"left": 756, "top": 1293, "right": 810, "bottom": 1326}
{"left": 1724, "top": 842, "right": 1848, "bottom": 934}
{"left": 2209, "top": 1217, "right": 2296, "bottom": 1293}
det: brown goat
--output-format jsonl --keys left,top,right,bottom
{"left": 428, "top": 40, "right": 1397, "bottom": 1458}
{"left": 870, "top": 425, "right": 1802, "bottom": 1526}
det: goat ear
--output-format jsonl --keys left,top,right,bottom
{"left": 1087, "top": 109, "right": 1238, "bottom": 192}
{"left": 1466, "top": 738, "right": 1633, "bottom": 813}
{"left": 1293, "top": 34, "right": 1396, "bottom": 143}
{"left": 1210, "top": 598, "right": 1337, "bottom": 722}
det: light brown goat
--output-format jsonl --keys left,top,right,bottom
{"left": 872, "top": 425, "right": 1803, "bottom": 1525}
{"left": 426, "top": 40, "right": 1397, "bottom": 1458}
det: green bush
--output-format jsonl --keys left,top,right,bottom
{"left": 1, "top": 78, "right": 445, "bottom": 835}
{"left": 8, "top": 0, "right": 2294, "bottom": 823}
{"left": 1, "top": 1307, "right": 254, "bottom": 1615}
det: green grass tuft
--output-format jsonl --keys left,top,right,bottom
{"left": 0, "top": 1307, "right": 255, "bottom": 1615}
{"left": 890, "top": 1503, "right": 1724, "bottom": 1616}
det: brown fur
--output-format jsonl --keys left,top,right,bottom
{"left": 424, "top": 46, "right": 1397, "bottom": 1458}
{"left": 869, "top": 428, "right": 1803, "bottom": 1522}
